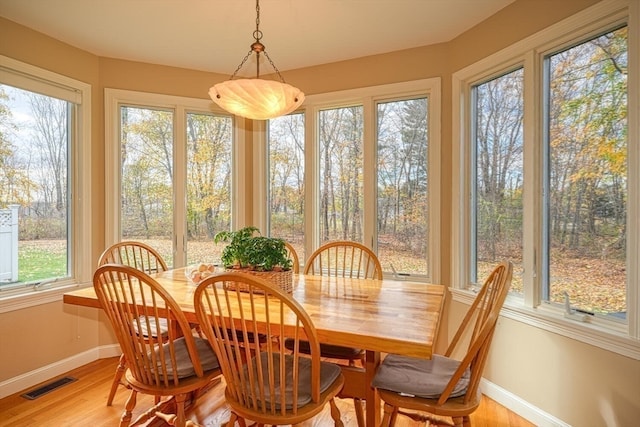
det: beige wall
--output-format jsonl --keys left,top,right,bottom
{"left": 2, "top": 1, "right": 640, "bottom": 425}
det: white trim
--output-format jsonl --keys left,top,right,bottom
{"left": 0, "top": 344, "right": 120, "bottom": 399}
{"left": 480, "top": 378, "right": 570, "bottom": 427}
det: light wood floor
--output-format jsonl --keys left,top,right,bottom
{"left": 0, "top": 357, "right": 535, "bottom": 427}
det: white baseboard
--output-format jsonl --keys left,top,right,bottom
{"left": 480, "top": 378, "right": 570, "bottom": 427}
{"left": 0, "top": 344, "right": 120, "bottom": 399}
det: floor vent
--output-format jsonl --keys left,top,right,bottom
{"left": 21, "top": 376, "right": 77, "bottom": 400}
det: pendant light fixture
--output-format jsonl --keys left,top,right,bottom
{"left": 209, "top": 0, "right": 305, "bottom": 120}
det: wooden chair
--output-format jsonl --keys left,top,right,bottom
{"left": 284, "top": 240, "right": 300, "bottom": 274}
{"left": 194, "top": 272, "right": 345, "bottom": 427}
{"left": 303, "top": 240, "right": 382, "bottom": 281}
{"left": 372, "top": 261, "right": 513, "bottom": 427}
{"left": 98, "top": 240, "right": 168, "bottom": 275}
{"left": 93, "top": 264, "right": 221, "bottom": 427}
{"left": 98, "top": 241, "right": 170, "bottom": 406}
{"left": 291, "top": 240, "right": 383, "bottom": 427}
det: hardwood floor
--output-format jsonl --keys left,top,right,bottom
{"left": 0, "top": 357, "right": 535, "bottom": 427}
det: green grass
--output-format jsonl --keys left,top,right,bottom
{"left": 17, "top": 243, "right": 67, "bottom": 283}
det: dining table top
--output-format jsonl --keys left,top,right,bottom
{"left": 64, "top": 268, "right": 446, "bottom": 359}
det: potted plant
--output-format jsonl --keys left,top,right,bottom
{"left": 214, "top": 226, "right": 294, "bottom": 292}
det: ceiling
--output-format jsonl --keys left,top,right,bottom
{"left": 0, "top": 0, "right": 515, "bottom": 75}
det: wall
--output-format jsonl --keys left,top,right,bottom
{"left": 3, "top": 1, "right": 640, "bottom": 425}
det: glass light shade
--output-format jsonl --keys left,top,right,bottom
{"left": 209, "top": 78, "right": 305, "bottom": 120}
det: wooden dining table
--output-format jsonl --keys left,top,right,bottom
{"left": 63, "top": 268, "right": 446, "bottom": 426}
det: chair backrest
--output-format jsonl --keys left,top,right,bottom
{"left": 94, "top": 264, "right": 206, "bottom": 387}
{"left": 98, "top": 241, "right": 168, "bottom": 274}
{"left": 284, "top": 241, "right": 300, "bottom": 274}
{"left": 303, "top": 240, "right": 382, "bottom": 279}
{"left": 194, "top": 272, "right": 324, "bottom": 416}
{"left": 439, "top": 261, "right": 513, "bottom": 405}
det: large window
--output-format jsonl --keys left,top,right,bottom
{"left": 267, "top": 113, "right": 305, "bottom": 263}
{"left": 544, "top": 27, "right": 628, "bottom": 318}
{"left": 472, "top": 69, "right": 524, "bottom": 293}
{"left": 264, "top": 79, "right": 441, "bottom": 280}
{"left": 0, "top": 56, "right": 91, "bottom": 299}
{"left": 319, "top": 106, "right": 364, "bottom": 242}
{"left": 377, "top": 98, "right": 430, "bottom": 276}
{"left": 106, "top": 90, "right": 236, "bottom": 269}
{"left": 454, "top": 0, "right": 637, "bottom": 356}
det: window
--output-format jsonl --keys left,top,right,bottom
{"left": 319, "top": 106, "right": 364, "bottom": 242}
{"left": 263, "top": 79, "right": 441, "bottom": 280}
{"left": 0, "top": 55, "right": 91, "bottom": 302}
{"left": 453, "top": 0, "right": 638, "bottom": 356}
{"left": 377, "top": 98, "right": 430, "bottom": 276}
{"left": 105, "top": 90, "right": 237, "bottom": 269}
{"left": 472, "top": 69, "right": 524, "bottom": 294}
{"left": 267, "top": 113, "right": 305, "bottom": 262}
{"left": 544, "top": 27, "right": 628, "bottom": 318}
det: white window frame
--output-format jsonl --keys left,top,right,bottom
{"left": 255, "top": 78, "right": 441, "bottom": 283}
{"left": 104, "top": 89, "right": 245, "bottom": 265}
{"left": 452, "top": 0, "right": 640, "bottom": 359}
{"left": 0, "top": 55, "right": 92, "bottom": 312}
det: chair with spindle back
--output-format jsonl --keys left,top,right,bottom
{"left": 194, "top": 271, "right": 345, "bottom": 426}
{"left": 284, "top": 240, "right": 301, "bottom": 274}
{"left": 290, "top": 240, "right": 383, "bottom": 427}
{"left": 372, "top": 261, "right": 513, "bottom": 427}
{"left": 94, "top": 264, "right": 221, "bottom": 427}
{"left": 98, "top": 241, "right": 170, "bottom": 406}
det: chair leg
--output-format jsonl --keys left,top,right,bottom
{"left": 107, "top": 353, "right": 128, "bottom": 406}
{"left": 119, "top": 389, "right": 137, "bottom": 427}
{"left": 154, "top": 393, "right": 190, "bottom": 427}
{"left": 227, "top": 412, "right": 246, "bottom": 427}
{"left": 380, "top": 402, "right": 398, "bottom": 427}
{"left": 452, "top": 415, "right": 470, "bottom": 427}
{"left": 329, "top": 398, "right": 344, "bottom": 427}
{"left": 353, "top": 397, "right": 365, "bottom": 427}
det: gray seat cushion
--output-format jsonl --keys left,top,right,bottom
{"left": 244, "top": 352, "right": 342, "bottom": 409}
{"left": 372, "top": 353, "right": 470, "bottom": 399}
{"left": 154, "top": 336, "right": 219, "bottom": 379}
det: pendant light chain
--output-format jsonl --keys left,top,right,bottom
{"left": 227, "top": 0, "right": 286, "bottom": 83}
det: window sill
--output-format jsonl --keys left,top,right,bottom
{"left": 0, "top": 282, "right": 89, "bottom": 314}
{"left": 450, "top": 288, "right": 640, "bottom": 360}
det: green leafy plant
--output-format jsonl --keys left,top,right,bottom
{"left": 214, "top": 226, "right": 292, "bottom": 272}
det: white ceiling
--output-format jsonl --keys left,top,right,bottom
{"left": 0, "top": 0, "right": 515, "bottom": 75}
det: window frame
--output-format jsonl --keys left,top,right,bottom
{"left": 452, "top": 0, "right": 640, "bottom": 358}
{"left": 0, "top": 55, "right": 92, "bottom": 311}
{"left": 104, "top": 89, "right": 244, "bottom": 267}
{"left": 255, "top": 78, "right": 441, "bottom": 282}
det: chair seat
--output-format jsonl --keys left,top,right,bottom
{"left": 284, "top": 338, "right": 363, "bottom": 360}
{"left": 153, "top": 336, "right": 219, "bottom": 379}
{"left": 245, "top": 352, "right": 342, "bottom": 409}
{"left": 372, "top": 354, "right": 470, "bottom": 399}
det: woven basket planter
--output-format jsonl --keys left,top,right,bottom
{"left": 225, "top": 268, "right": 293, "bottom": 294}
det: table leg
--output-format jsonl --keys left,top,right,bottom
{"left": 365, "top": 350, "right": 381, "bottom": 427}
